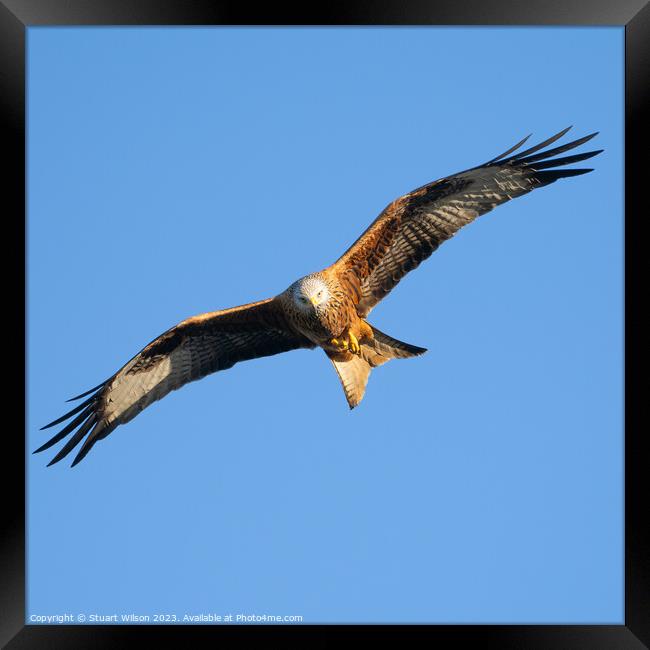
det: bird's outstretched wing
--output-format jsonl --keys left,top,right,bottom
{"left": 36, "top": 298, "right": 313, "bottom": 467}
{"left": 332, "top": 127, "right": 602, "bottom": 317}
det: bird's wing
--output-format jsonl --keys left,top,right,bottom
{"left": 331, "top": 127, "right": 602, "bottom": 317}
{"left": 36, "top": 298, "right": 314, "bottom": 467}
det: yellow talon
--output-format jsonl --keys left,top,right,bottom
{"left": 331, "top": 331, "right": 361, "bottom": 355}
{"left": 348, "top": 331, "right": 360, "bottom": 355}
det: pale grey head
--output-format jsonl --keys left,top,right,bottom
{"left": 290, "top": 273, "right": 331, "bottom": 313}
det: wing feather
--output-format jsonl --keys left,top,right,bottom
{"left": 37, "top": 298, "right": 313, "bottom": 466}
{"left": 333, "top": 127, "right": 602, "bottom": 317}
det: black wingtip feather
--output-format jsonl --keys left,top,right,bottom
{"left": 40, "top": 394, "right": 95, "bottom": 430}
{"left": 527, "top": 149, "right": 603, "bottom": 171}
{"left": 503, "top": 126, "right": 573, "bottom": 162}
{"left": 517, "top": 132, "right": 600, "bottom": 166}
{"left": 534, "top": 168, "right": 594, "bottom": 185}
{"left": 70, "top": 423, "right": 107, "bottom": 467}
{"left": 34, "top": 406, "right": 95, "bottom": 454}
{"left": 65, "top": 379, "right": 108, "bottom": 402}
{"left": 485, "top": 133, "right": 533, "bottom": 164}
{"left": 38, "top": 379, "right": 112, "bottom": 465}
{"left": 46, "top": 415, "right": 97, "bottom": 467}
{"left": 70, "top": 455, "right": 84, "bottom": 468}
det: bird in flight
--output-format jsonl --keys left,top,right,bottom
{"left": 37, "top": 127, "right": 601, "bottom": 467}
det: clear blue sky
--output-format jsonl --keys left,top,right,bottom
{"left": 27, "top": 27, "right": 623, "bottom": 624}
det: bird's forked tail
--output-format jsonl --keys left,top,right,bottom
{"left": 326, "top": 325, "right": 426, "bottom": 409}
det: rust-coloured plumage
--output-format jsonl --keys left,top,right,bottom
{"left": 38, "top": 127, "right": 602, "bottom": 466}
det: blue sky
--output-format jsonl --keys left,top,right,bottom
{"left": 27, "top": 27, "right": 623, "bottom": 624}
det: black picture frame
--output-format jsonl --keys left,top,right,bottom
{"left": 4, "top": 1, "right": 646, "bottom": 647}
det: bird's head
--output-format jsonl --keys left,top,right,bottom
{"left": 290, "top": 274, "right": 331, "bottom": 313}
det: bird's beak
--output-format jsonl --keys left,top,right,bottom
{"left": 310, "top": 296, "right": 320, "bottom": 306}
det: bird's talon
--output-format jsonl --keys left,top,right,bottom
{"left": 348, "top": 331, "right": 360, "bottom": 355}
{"left": 331, "top": 332, "right": 361, "bottom": 355}
{"left": 330, "top": 338, "right": 348, "bottom": 352}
